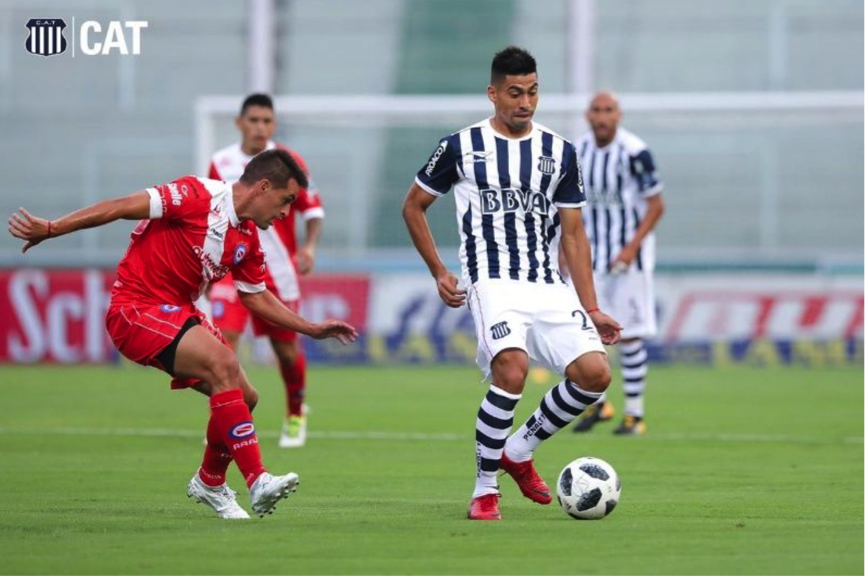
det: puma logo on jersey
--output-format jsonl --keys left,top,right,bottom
{"left": 464, "top": 150, "right": 494, "bottom": 164}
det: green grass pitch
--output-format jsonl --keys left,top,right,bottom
{"left": 0, "top": 362, "right": 862, "bottom": 574}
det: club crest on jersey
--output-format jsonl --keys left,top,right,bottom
{"left": 233, "top": 243, "right": 248, "bottom": 265}
{"left": 24, "top": 19, "right": 67, "bottom": 56}
{"left": 160, "top": 304, "right": 180, "bottom": 313}
{"left": 228, "top": 421, "right": 255, "bottom": 439}
{"left": 537, "top": 156, "right": 556, "bottom": 175}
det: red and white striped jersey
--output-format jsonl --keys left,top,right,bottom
{"left": 208, "top": 141, "right": 324, "bottom": 301}
{"left": 111, "top": 176, "right": 266, "bottom": 307}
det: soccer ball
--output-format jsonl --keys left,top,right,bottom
{"left": 556, "top": 457, "right": 621, "bottom": 520}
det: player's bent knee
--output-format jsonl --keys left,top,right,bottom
{"left": 566, "top": 353, "right": 612, "bottom": 393}
{"left": 244, "top": 387, "right": 259, "bottom": 411}
{"left": 491, "top": 349, "right": 530, "bottom": 392}
{"left": 272, "top": 339, "right": 298, "bottom": 366}
{"left": 582, "top": 364, "right": 612, "bottom": 393}
{"left": 208, "top": 355, "right": 243, "bottom": 393}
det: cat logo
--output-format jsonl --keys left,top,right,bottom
{"left": 25, "top": 19, "right": 67, "bottom": 57}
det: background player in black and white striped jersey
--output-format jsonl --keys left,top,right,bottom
{"left": 568, "top": 92, "right": 665, "bottom": 435}
{"left": 403, "top": 47, "right": 622, "bottom": 521}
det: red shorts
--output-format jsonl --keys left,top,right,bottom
{"left": 210, "top": 282, "right": 300, "bottom": 343}
{"left": 105, "top": 301, "right": 228, "bottom": 390}
{"left": 251, "top": 299, "right": 300, "bottom": 342}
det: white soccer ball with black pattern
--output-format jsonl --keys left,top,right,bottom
{"left": 556, "top": 457, "right": 621, "bottom": 520}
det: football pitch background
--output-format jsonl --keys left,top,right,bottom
{"left": 0, "top": 364, "right": 861, "bottom": 575}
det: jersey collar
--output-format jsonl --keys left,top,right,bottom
{"left": 225, "top": 183, "right": 240, "bottom": 227}
{"left": 484, "top": 118, "right": 536, "bottom": 141}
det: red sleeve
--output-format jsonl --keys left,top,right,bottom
{"left": 208, "top": 161, "right": 222, "bottom": 180}
{"left": 232, "top": 226, "right": 267, "bottom": 293}
{"left": 145, "top": 176, "right": 211, "bottom": 223}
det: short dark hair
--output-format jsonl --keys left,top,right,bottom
{"left": 240, "top": 149, "right": 308, "bottom": 190}
{"left": 240, "top": 93, "right": 274, "bottom": 116}
{"left": 491, "top": 46, "right": 537, "bottom": 85}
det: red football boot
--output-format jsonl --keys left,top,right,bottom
{"left": 500, "top": 453, "right": 552, "bottom": 505}
{"left": 467, "top": 493, "right": 502, "bottom": 520}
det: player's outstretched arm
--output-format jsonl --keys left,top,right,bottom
{"left": 559, "top": 208, "right": 622, "bottom": 345}
{"left": 238, "top": 289, "right": 358, "bottom": 345}
{"left": 402, "top": 183, "right": 466, "bottom": 308}
{"left": 8, "top": 191, "right": 151, "bottom": 254}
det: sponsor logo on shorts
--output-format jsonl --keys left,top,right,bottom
{"left": 228, "top": 421, "right": 255, "bottom": 439}
{"left": 212, "top": 301, "right": 224, "bottom": 319}
{"left": 233, "top": 243, "right": 247, "bottom": 265}
{"left": 160, "top": 304, "right": 180, "bottom": 313}
{"left": 490, "top": 321, "right": 511, "bottom": 340}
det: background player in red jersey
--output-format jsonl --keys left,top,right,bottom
{"left": 7, "top": 150, "right": 357, "bottom": 520}
{"left": 208, "top": 94, "right": 323, "bottom": 448}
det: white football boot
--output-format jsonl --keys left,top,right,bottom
{"left": 249, "top": 472, "right": 300, "bottom": 517}
{"left": 278, "top": 414, "right": 307, "bottom": 448}
{"left": 187, "top": 473, "right": 250, "bottom": 520}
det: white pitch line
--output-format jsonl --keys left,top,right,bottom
{"left": 0, "top": 427, "right": 860, "bottom": 445}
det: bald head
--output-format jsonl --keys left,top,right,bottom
{"left": 586, "top": 91, "right": 622, "bottom": 147}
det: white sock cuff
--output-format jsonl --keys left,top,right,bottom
{"left": 488, "top": 385, "right": 522, "bottom": 401}
{"left": 566, "top": 379, "right": 604, "bottom": 400}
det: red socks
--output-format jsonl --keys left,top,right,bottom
{"left": 207, "top": 388, "right": 266, "bottom": 488}
{"left": 199, "top": 443, "right": 232, "bottom": 487}
{"left": 279, "top": 351, "right": 306, "bottom": 418}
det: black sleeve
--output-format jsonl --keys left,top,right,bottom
{"left": 553, "top": 143, "right": 587, "bottom": 206}
{"left": 630, "top": 149, "right": 662, "bottom": 194}
{"left": 415, "top": 136, "right": 460, "bottom": 195}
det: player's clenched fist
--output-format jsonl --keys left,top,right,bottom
{"left": 588, "top": 310, "right": 622, "bottom": 345}
{"left": 436, "top": 271, "right": 466, "bottom": 308}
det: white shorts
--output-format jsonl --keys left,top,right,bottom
{"left": 466, "top": 279, "right": 606, "bottom": 382}
{"left": 593, "top": 270, "right": 657, "bottom": 339}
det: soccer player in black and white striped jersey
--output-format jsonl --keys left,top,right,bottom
{"left": 403, "top": 47, "right": 622, "bottom": 521}
{"left": 568, "top": 92, "right": 665, "bottom": 435}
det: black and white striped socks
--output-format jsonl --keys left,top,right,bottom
{"left": 504, "top": 379, "right": 603, "bottom": 462}
{"left": 473, "top": 385, "right": 520, "bottom": 498}
{"left": 620, "top": 339, "right": 648, "bottom": 417}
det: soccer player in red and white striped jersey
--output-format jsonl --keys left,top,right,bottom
{"left": 8, "top": 150, "right": 356, "bottom": 519}
{"left": 207, "top": 94, "right": 324, "bottom": 448}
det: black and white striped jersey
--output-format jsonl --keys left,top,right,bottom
{"left": 415, "top": 118, "right": 586, "bottom": 285}
{"left": 575, "top": 127, "right": 662, "bottom": 273}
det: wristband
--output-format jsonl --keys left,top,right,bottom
{"left": 585, "top": 308, "right": 599, "bottom": 314}
{"left": 47, "top": 221, "right": 53, "bottom": 238}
